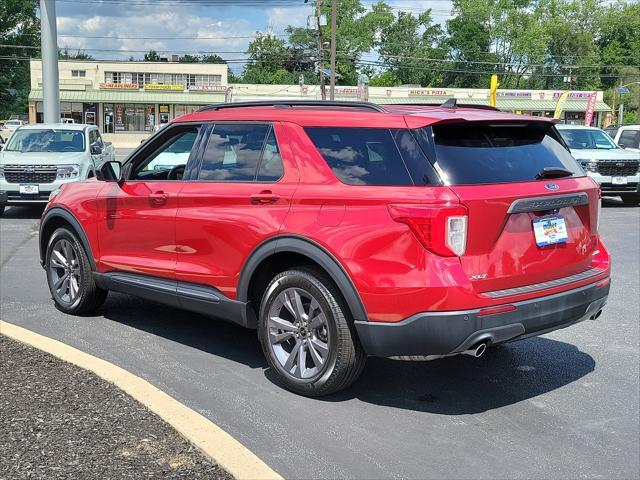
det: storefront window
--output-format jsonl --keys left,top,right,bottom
{"left": 174, "top": 105, "right": 206, "bottom": 119}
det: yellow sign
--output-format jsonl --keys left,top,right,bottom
{"left": 489, "top": 75, "right": 500, "bottom": 107}
{"left": 553, "top": 91, "right": 569, "bottom": 119}
{"left": 144, "top": 84, "right": 184, "bottom": 91}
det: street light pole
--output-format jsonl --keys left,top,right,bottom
{"left": 329, "top": 0, "right": 337, "bottom": 101}
{"left": 40, "top": 0, "right": 60, "bottom": 123}
{"left": 316, "top": 0, "right": 326, "bottom": 101}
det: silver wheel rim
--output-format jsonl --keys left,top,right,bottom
{"left": 268, "top": 287, "right": 331, "bottom": 380}
{"left": 49, "top": 239, "right": 81, "bottom": 304}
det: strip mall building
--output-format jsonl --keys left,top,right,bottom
{"left": 28, "top": 59, "right": 612, "bottom": 145}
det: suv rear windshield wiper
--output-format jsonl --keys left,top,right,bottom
{"left": 535, "top": 167, "right": 574, "bottom": 180}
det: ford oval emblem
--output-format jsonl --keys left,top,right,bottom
{"left": 545, "top": 183, "right": 559, "bottom": 191}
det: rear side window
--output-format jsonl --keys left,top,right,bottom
{"left": 305, "top": 127, "right": 415, "bottom": 186}
{"left": 199, "top": 124, "right": 269, "bottom": 182}
{"left": 619, "top": 130, "right": 640, "bottom": 149}
{"left": 414, "top": 122, "right": 584, "bottom": 185}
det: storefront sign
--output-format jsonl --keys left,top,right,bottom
{"left": 144, "top": 84, "right": 184, "bottom": 91}
{"left": 188, "top": 85, "right": 228, "bottom": 92}
{"left": 159, "top": 104, "right": 170, "bottom": 113}
{"left": 115, "top": 104, "right": 125, "bottom": 131}
{"left": 409, "top": 89, "right": 449, "bottom": 96}
{"left": 99, "top": 82, "right": 139, "bottom": 90}
{"left": 553, "top": 91, "right": 594, "bottom": 99}
{"left": 497, "top": 91, "right": 531, "bottom": 98}
{"left": 335, "top": 87, "right": 359, "bottom": 96}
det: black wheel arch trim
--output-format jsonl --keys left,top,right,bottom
{"left": 237, "top": 235, "right": 369, "bottom": 323}
{"left": 40, "top": 206, "right": 97, "bottom": 271}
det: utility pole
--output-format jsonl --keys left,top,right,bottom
{"left": 329, "top": 0, "right": 337, "bottom": 100}
{"left": 316, "top": 0, "right": 326, "bottom": 100}
{"left": 40, "top": 0, "right": 60, "bottom": 123}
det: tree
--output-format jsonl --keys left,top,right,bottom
{"left": 378, "top": 10, "right": 444, "bottom": 86}
{"left": 241, "top": 33, "right": 297, "bottom": 84}
{"left": 178, "top": 54, "right": 200, "bottom": 63}
{"left": 0, "top": 0, "right": 39, "bottom": 119}
{"left": 58, "top": 48, "right": 94, "bottom": 60}
{"left": 144, "top": 50, "right": 161, "bottom": 61}
{"left": 200, "top": 54, "right": 226, "bottom": 64}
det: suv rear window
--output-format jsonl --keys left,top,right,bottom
{"left": 305, "top": 127, "right": 439, "bottom": 186}
{"left": 414, "top": 122, "right": 584, "bottom": 185}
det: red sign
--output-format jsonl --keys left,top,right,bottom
{"left": 100, "top": 82, "right": 139, "bottom": 90}
{"left": 584, "top": 92, "right": 598, "bottom": 126}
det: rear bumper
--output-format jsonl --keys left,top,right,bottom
{"left": 354, "top": 279, "right": 610, "bottom": 357}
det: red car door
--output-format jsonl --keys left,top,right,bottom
{"left": 175, "top": 122, "right": 299, "bottom": 299}
{"left": 96, "top": 125, "right": 201, "bottom": 278}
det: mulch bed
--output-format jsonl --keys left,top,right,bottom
{"left": 0, "top": 335, "right": 233, "bottom": 479}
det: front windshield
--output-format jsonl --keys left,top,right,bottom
{"left": 559, "top": 128, "right": 618, "bottom": 150}
{"left": 5, "top": 129, "right": 85, "bottom": 153}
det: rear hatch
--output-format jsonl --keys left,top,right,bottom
{"left": 413, "top": 120, "right": 601, "bottom": 294}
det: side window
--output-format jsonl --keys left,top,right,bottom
{"left": 620, "top": 130, "right": 640, "bottom": 149}
{"left": 132, "top": 126, "right": 199, "bottom": 180}
{"left": 257, "top": 127, "right": 284, "bottom": 182}
{"left": 304, "top": 127, "right": 414, "bottom": 186}
{"left": 95, "top": 131, "right": 104, "bottom": 147}
{"left": 198, "top": 124, "right": 269, "bottom": 182}
{"left": 88, "top": 129, "right": 98, "bottom": 147}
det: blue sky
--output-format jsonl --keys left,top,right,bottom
{"left": 52, "top": 0, "right": 454, "bottom": 71}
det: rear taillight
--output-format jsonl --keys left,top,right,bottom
{"left": 388, "top": 204, "right": 468, "bottom": 257}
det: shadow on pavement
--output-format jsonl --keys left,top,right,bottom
{"left": 1, "top": 205, "right": 45, "bottom": 219}
{"left": 102, "top": 292, "right": 266, "bottom": 369}
{"left": 602, "top": 196, "right": 638, "bottom": 208}
{"left": 321, "top": 337, "right": 595, "bottom": 414}
{"left": 102, "top": 292, "right": 595, "bottom": 414}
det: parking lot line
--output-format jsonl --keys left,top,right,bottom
{"left": 0, "top": 320, "right": 283, "bottom": 480}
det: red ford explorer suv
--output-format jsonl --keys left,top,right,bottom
{"left": 40, "top": 100, "right": 611, "bottom": 396}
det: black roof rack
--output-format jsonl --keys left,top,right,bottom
{"left": 197, "top": 100, "right": 386, "bottom": 113}
{"left": 385, "top": 100, "right": 501, "bottom": 112}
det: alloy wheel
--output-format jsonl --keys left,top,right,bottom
{"left": 267, "top": 287, "right": 331, "bottom": 379}
{"left": 49, "top": 239, "right": 81, "bottom": 304}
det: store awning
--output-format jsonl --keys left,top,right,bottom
{"left": 28, "top": 89, "right": 226, "bottom": 105}
{"left": 370, "top": 96, "right": 611, "bottom": 112}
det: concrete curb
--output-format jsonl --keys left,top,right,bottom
{"left": 0, "top": 320, "right": 283, "bottom": 480}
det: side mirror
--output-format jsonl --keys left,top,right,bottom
{"left": 95, "top": 161, "right": 122, "bottom": 182}
{"left": 618, "top": 143, "right": 626, "bottom": 149}
{"left": 90, "top": 142, "right": 103, "bottom": 155}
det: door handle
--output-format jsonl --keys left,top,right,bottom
{"left": 149, "top": 191, "right": 169, "bottom": 206}
{"left": 251, "top": 190, "right": 280, "bottom": 205}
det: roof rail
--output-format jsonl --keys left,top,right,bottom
{"left": 386, "top": 100, "right": 501, "bottom": 112}
{"left": 197, "top": 100, "right": 386, "bottom": 113}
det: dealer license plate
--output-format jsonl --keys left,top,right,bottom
{"left": 612, "top": 176, "right": 628, "bottom": 185}
{"left": 533, "top": 215, "right": 568, "bottom": 247}
{"left": 19, "top": 184, "right": 39, "bottom": 195}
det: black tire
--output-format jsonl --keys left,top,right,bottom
{"left": 45, "top": 227, "right": 107, "bottom": 315}
{"left": 621, "top": 194, "right": 640, "bottom": 206}
{"left": 258, "top": 267, "right": 366, "bottom": 396}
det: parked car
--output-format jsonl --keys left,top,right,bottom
{"left": 557, "top": 124, "right": 640, "bottom": 205}
{"left": 1, "top": 119, "right": 25, "bottom": 136}
{"left": 0, "top": 123, "right": 115, "bottom": 215}
{"left": 39, "top": 101, "right": 610, "bottom": 396}
{"left": 608, "top": 125, "right": 640, "bottom": 152}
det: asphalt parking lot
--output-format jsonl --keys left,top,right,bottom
{"left": 1, "top": 198, "right": 638, "bottom": 479}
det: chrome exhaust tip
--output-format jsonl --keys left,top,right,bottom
{"left": 462, "top": 342, "right": 487, "bottom": 358}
